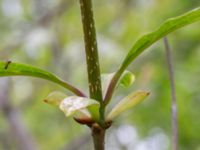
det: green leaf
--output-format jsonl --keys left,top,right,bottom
{"left": 106, "top": 91, "right": 149, "bottom": 121}
{"left": 120, "top": 7, "right": 200, "bottom": 74}
{"left": 44, "top": 91, "right": 67, "bottom": 106}
{"left": 0, "top": 61, "right": 85, "bottom": 96}
{"left": 102, "top": 70, "right": 135, "bottom": 95}
{"left": 44, "top": 92, "right": 99, "bottom": 121}
{"left": 104, "top": 7, "right": 200, "bottom": 104}
{"left": 59, "top": 96, "right": 100, "bottom": 120}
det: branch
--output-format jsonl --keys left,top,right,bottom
{"left": 79, "top": 0, "right": 103, "bottom": 101}
{"left": 79, "top": 0, "right": 105, "bottom": 150}
{"left": 79, "top": 0, "right": 104, "bottom": 122}
{"left": 163, "top": 37, "right": 178, "bottom": 150}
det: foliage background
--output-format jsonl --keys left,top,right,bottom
{"left": 0, "top": 0, "right": 200, "bottom": 150}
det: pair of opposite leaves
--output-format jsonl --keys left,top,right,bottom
{"left": 44, "top": 71, "right": 149, "bottom": 122}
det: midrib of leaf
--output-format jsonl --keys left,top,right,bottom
{"left": 0, "top": 62, "right": 86, "bottom": 97}
{"left": 104, "top": 7, "right": 200, "bottom": 104}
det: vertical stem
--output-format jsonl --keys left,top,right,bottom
{"left": 92, "top": 124, "right": 105, "bottom": 150}
{"left": 79, "top": 0, "right": 103, "bottom": 104}
{"left": 79, "top": 0, "right": 105, "bottom": 150}
{"left": 79, "top": 0, "right": 105, "bottom": 122}
{"left": 163, "top": 37, "right": 178, "bottom": 150}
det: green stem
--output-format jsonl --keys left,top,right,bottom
{"left": 79, "top": 0, "right": 105, "bottom": 149}
{"left": 79, "top": 0, "right": 104, "bottom": 120}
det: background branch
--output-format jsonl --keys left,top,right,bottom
{"left": 163, "top": 37, "right": 178, "bottom": 150}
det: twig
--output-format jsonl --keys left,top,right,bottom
{"left": 163, "top": 37, "right": 178, "bottom": 150}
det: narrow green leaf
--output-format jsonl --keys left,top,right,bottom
{"left": 0, "top": 62, "right": 85, "bottom": 96}
{"left": 104, "top": 7, "right": 200, "bottom": 104}
{"left": 106, "top": 91, "right": 149, "bottom": 121}
{"left": 120, "top": 7, "right": 200, "bottom": 71}
{"left": 44, "top": 91, "right": 67, "bottom": 106}
{"left": 59, "top": 96, "right": 100, "bottom": 120}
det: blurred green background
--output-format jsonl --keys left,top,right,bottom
{"left": 0, "top": 0, "right": 200, "bottom": 150}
